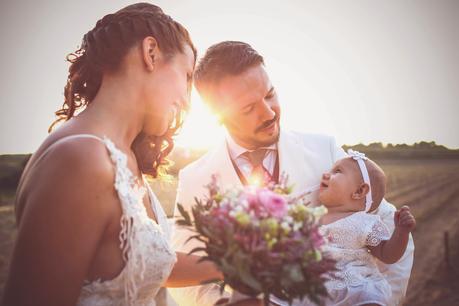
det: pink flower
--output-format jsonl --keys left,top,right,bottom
{"left": 242, "top": 192, "right": 262, "bottom": 216}
{"left": 206, "top": 174, "right": 221, "bottom": 197}
{"left": 211, "top": 206, "right": 229, "bottom": 217}
{"left": 257, "top": 189, "right": 288, "bottom": 218}
{"left": 310, "top": 227, "right": 326, "bottom": 248}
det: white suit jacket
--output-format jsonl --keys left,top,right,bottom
{"left": 168, "top": 131, "right": 414, "bottom": 306}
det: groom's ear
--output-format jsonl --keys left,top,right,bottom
{"left": 141, "top": 36, "right": 160, "bottom": 72}
{"left": 352, "top": 183, "right": 370, "bottom": 200}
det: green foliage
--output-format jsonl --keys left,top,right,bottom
{"left": 343, "top": 142, "right": 459, "bottom": 160}
{"left": 176, "top": 203, "right": 192, "bottom": 226}
{"left": 0, "top": 154, "right": 30, "bottom": 192}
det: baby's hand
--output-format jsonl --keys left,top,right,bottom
{"left": 394, "top": 206, "right": 416, "bottom": 232}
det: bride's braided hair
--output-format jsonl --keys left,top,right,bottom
{"left": 50, "top": 3, "right": 196, "bottom": 177}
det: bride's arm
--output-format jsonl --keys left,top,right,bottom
{"left": 2, "top": 140, "right": 116, "bottom": 306}
{"left": 165, "top": 252, "right": 223, "bottom": 287}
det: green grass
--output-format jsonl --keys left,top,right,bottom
{"left": 0, "top": 204, "right": 16, "bottom": 299}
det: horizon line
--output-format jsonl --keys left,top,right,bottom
{"left": 3, "top": 140, "right": 458, "bottom": 156}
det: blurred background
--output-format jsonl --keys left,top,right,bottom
{"left": 1, "top": 1, "right": 458, "bottom": 305}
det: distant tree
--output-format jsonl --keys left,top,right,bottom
{"left": 368, "top": 142, "right": 384, "bottom": 150}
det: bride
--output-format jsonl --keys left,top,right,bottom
{"left": 2, "top": 3, "right": 227, "bottom": 305}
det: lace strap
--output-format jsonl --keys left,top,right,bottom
{"left": 100, "top": 137, "right": 143, "bottom": 202}
{"left": 99, "top": 138, "right": 148, "bottom": 305}
{"left": 100, "top": 137, "right": 128, "bottom": 169}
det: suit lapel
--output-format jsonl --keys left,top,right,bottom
{"left": 278, "top": 131, "right": 322, "bottom": 204}
{"left": 206, "top": 140, "right": 243, "bottom": 189}
{"left": 278, "top": 131, "right": 308, "bottom": 191}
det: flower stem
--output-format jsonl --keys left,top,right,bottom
{"left": 263, "top": 293, "right": 270, "bottom": 306}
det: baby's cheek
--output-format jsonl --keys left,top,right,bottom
{"left": 331, "top": 186, "right": 345, "bottom": 201}
{"left": 318, "top": 191, "right": 325, "bottom": 203}
{"left": 319, "top": 190, "right": 333, "bottom": 205}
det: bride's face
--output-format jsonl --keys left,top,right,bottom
{"left": 143, "top": 44, "right": 195, "bottom": 136}
{"left": 214, "top": 65, "right": 281, "bottom": 150}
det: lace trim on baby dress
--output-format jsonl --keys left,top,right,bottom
{"left": 366, "top": 219, "right": 391, "bottom": 247}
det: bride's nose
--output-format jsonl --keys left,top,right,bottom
{"left": 322, "top": 173, "right": 330, "bottom": 180}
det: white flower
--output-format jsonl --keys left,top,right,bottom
{"left": 281, "top": 222, "right": 291, "bottom": 233}
{"left": 284, "top": 216, "right": 294, "bottom": 224}
{"left": 309, "top": 205, "right": 328, "bottom": 218}
{"left": 293, "top": 222, "right": 302, "bottom": 231}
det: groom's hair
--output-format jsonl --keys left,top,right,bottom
{"left": 194, "top": 41, "right": 264, "bottom": 105}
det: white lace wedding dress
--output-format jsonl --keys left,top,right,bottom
{"left": 59, "top": 135, "right": 178, "bottom": 306}
{"left": 318, "top": 211, "right": 392, "bottom": 306}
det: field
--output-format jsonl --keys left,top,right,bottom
{"left": 378, "top": 159, "right": 459, "bottom": 305}
{"left": 1, "top": 156, "right": 459, "bottom": 305}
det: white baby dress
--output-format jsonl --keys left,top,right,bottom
{"left": 319, "top": 211, "right": 392, "bottom": 306}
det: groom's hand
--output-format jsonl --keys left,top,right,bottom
{"left": 394, "top": 205, "right": 416, "bottom": 232}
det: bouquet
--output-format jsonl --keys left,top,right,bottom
{"left": 176, "top": 175, "right": 335, "bottom": 305}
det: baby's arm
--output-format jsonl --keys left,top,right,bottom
{"left": 368, "top": 206, "right": 416, "bottom": 264}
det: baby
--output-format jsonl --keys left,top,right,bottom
{"left": 316, "top": 150, "right": 416, "bottom": 306}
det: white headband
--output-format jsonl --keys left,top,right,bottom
{"left": 347, "top": 149, "right": 373, "bottom": 212}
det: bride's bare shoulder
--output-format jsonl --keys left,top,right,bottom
{"left": 30, "top": 135, "right": 113, "bottom": 179}
{"left": 34, "top": 133, "right": 107, "bottom": 163}
{"left": 16, "top": 135, "right": 118, "bottom": 224}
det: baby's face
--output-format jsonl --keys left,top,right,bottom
{"left": 319, "top": 158, "right": 363, "bottom": 209}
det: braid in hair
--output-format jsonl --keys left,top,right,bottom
{"left": 50, "top": 3, "right": 196, "bottom": 177}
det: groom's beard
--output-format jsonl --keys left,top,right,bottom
{"left": 223, "top": 111, "right": 280, "bottom": 148}
{"left": 256, "top": 128, "right": 280, "bottom": 147}
{"left": 251, "top": 115, "right": 281, "bottom": 147}
{"left": 255, "top": 114, "right": 279, "bottom": 134}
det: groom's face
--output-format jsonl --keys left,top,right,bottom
{"left": 213, "top": 65, "right": 281, "bottom": 150}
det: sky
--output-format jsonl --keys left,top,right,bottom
{"left": 1, "top": 0, "right": 458, "bottom": 153}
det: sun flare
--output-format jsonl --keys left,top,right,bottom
{"left": 248, "top": 175, "right": 262, "bottom": 187}
{"left": 175, "top": 89, "right": 226, "bottom": 149}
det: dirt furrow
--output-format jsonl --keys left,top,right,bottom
{"left": 404, "top": 189, "right": 459, "bottom": 305}
{"left": 387, "top": 175, "right": 459, "bottom": 211}
{"left": 386, "top": 173, "right": 450, "bottom": 201}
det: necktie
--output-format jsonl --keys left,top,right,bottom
{"left": 243, "top": 149, "right": 272, "bottom": 186}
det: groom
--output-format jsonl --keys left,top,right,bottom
{"left": 169, "top": 41, "right": 414, "bottom": 306}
